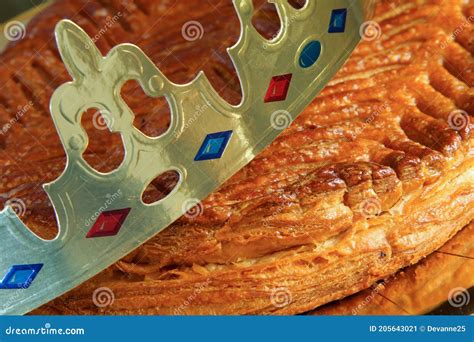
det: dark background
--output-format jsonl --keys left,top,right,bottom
{"left": 0, "top": 0, "right": 47, "bottom": 23}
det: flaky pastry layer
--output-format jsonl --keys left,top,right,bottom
{"left": 0, "top": 0, "right": 472, "bottom": 314}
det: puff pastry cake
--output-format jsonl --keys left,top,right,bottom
{"left": 311, "top": 222, "right": 474, "bottom": 315}
{"left": 0, "top": 0, "right": 472, "bottom": 315}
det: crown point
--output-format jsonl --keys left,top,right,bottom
{"left": 239, "top": 1, "right": 251, "bottom": 15}
{"left": 54, "top": 19, "right": 73, "bottom": 34}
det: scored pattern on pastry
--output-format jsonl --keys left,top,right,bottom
{"left": 0, "top": 264, "right": 43, "bottom": 289}
{"left": 86, "top": 208, "right": 132, "bottom": 239}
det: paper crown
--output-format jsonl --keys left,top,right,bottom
{"left": 0, "top": 0, "right": 374, "bottom": 314}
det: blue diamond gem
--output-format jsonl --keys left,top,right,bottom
{"left": 194, "top": 130, "right": 233, "bottom": 161}
{"left": 329, "top": 8, "right": 347, "bottom": 33}
{"left": 0, "top": 264, "right": 43, "bottom": 289}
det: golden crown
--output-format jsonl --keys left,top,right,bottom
{"left": 0, "top": 0, "right": 374, "bottom": 314}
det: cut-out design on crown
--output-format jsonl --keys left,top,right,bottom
{"left": 0, "top": 0, "right": 374, "bottom": 314}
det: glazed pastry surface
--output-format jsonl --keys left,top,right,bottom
{"left": 311, "top": 222, "right": 474, "bottom": 315}
{"left": 0, "top": 0, "right": 472, "bottom": 314}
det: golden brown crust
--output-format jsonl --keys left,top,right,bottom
{"left": 311, "top": 221, "right": 474, "bottom": 315}
{"left": 0, "top": 0, "right": 472, "bottom": 314}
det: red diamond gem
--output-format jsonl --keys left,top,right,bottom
{"left": 86, "top": 208, "right": 131, "bottom": 238}
{"left": 264, "top": 73, "right": 292, "bottom": 103}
